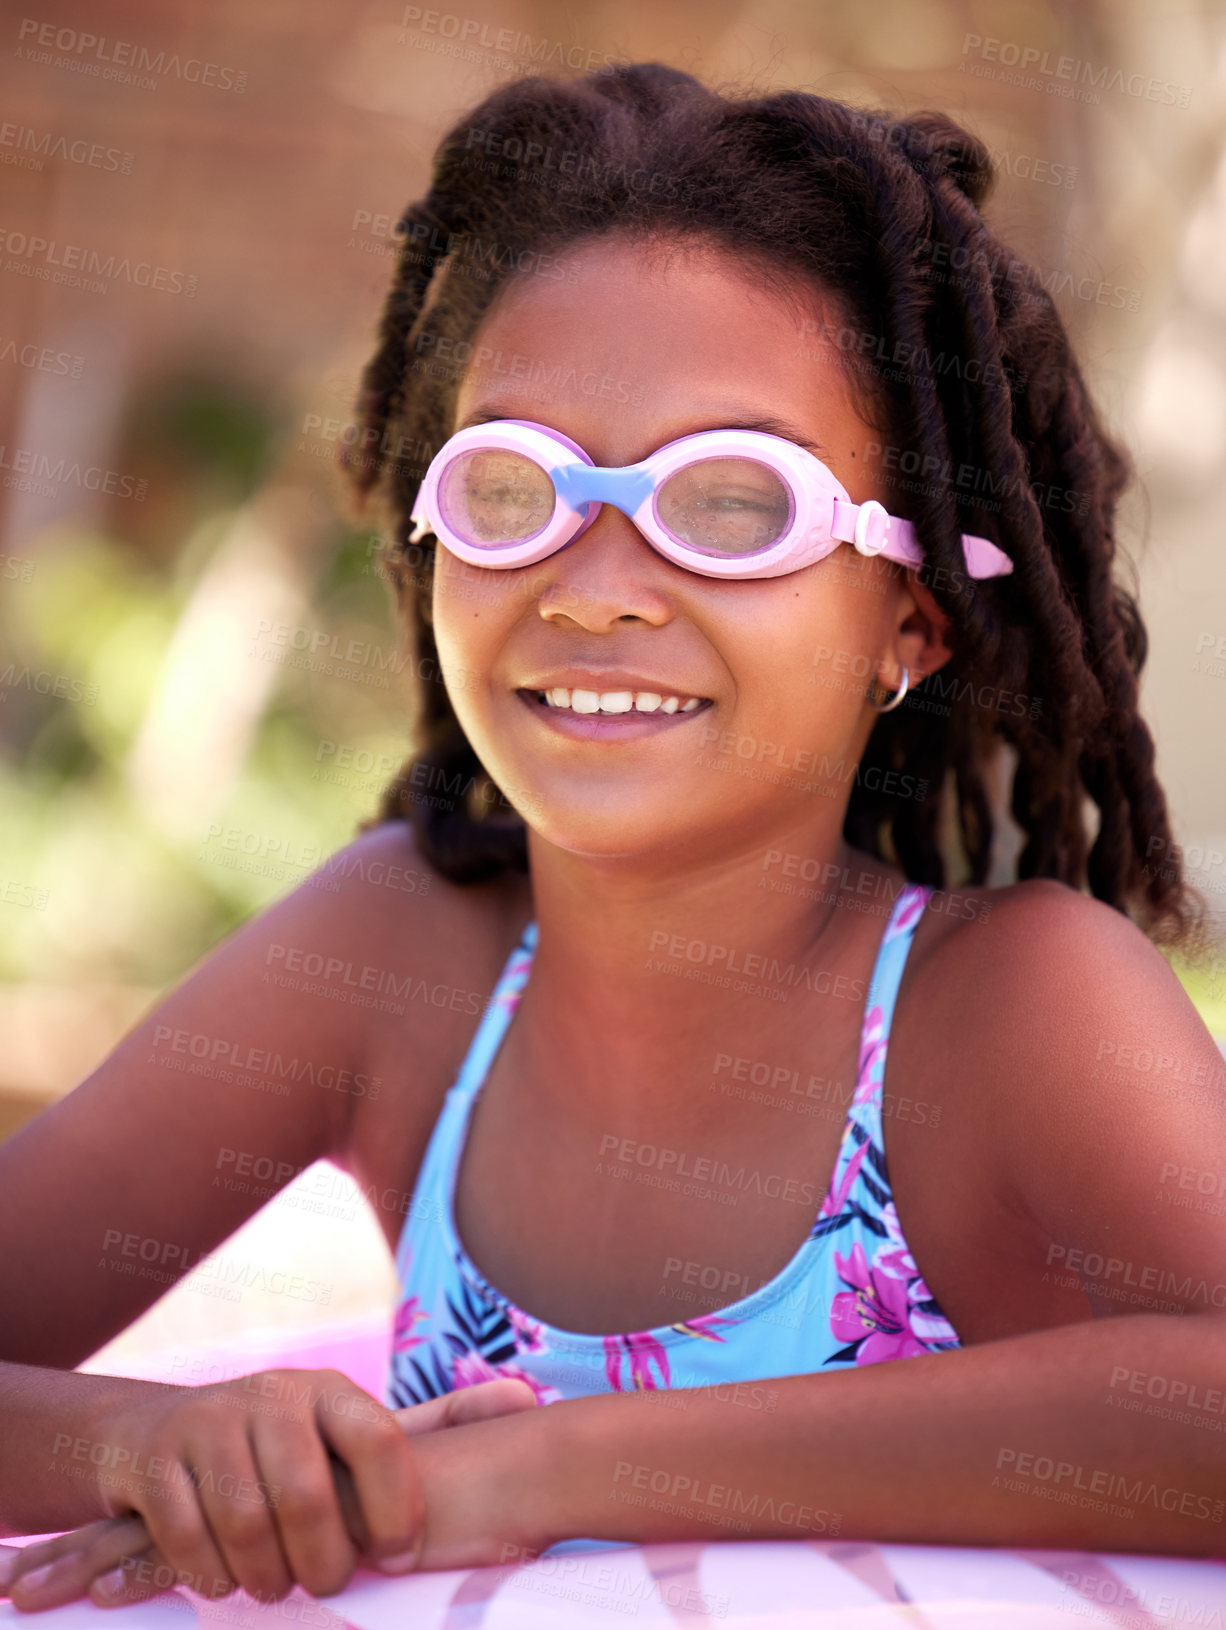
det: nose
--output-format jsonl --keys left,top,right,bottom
{"left": 535, "top": 500, "right": 675, "bottom": 631}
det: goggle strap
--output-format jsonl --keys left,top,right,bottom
{"left": 831, "top": 498, "right": 1013, "bottom": 580}
{"left": 960, "top": 533, "right": 1015, "bottom": 579}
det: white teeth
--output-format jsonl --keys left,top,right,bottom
{"left": 536, "top": 687, "right": 706, "bottom": 715}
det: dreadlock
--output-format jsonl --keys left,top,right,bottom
{"left": 341, "top": 61, "right": 1206, "bottom": 952}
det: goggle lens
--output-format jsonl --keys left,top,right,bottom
{"left": 655, "top": 456, "right": 793, "bottom": 556}
{"left": 437, "top": 448, "right": 556, "bottom": 545}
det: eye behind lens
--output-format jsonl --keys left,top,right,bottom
{"left": 437, "top": 448, "right": 557, "bottom": 545}
{"left": 655, "top": 455, "right": 793, "bottom": 556}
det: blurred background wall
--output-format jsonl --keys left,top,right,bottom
{"left": 2, "top": 0, "right": 1225, "bottom": 1367}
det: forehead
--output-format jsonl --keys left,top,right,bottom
{"left": 453, "top": 235, "right": 868, "bottom": 465}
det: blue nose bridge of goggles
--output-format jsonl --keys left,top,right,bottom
{"left": 550, "top": 459, "right": 658, "bottom": 520}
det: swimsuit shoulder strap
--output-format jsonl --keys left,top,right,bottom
{"left": 864, "top": 883, "right": 932, "bottom": 1054}
{"left": 450, "top": 918, "right": 538, "bottom": 1104}
{"left": 849, "top": 881, "right": 934, "bottom": 1145}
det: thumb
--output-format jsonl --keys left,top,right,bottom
{"left": 0, "top": 1545, "right": 21, "bottom": 1597}
{"left": 393, "top": 1378, "right": 538, "bottom": 1436}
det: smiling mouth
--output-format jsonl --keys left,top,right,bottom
{"left": 521, "top": 686, "right": 713, "bottom": 716}
{"left": 515, "top": 688, "right": 714, "bottom": 731}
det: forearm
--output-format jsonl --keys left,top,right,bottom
{"left": 537, "top": 1313, "right": 1226, "bottom": 1557}
{"left": 0, "top": 1363, "right": 173, "bottom": 1536}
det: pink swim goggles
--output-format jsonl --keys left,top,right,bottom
{"left": 408, "top": 418, "right": 1014, "bottom": 582}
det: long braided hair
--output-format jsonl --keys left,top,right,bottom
{"left": 341, "top": 61, "right": 1206, "bottom": 951}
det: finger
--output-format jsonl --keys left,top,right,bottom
{"left": 137, "top": 1451, "right": 242, "bottom": 1605}
{"left": 5, "top": 1519, "right": 152, "bottom": 1612}
{"left": 89, "top": 1546, "right": 179, "bottom": 1608}
{"left": 180, "top": 1430, "right": 293, "bottom": 1603}
{"left": 393, "top": 1379, "right": 538, "bottom": 1435}
{"left": 312, "top": 1382, "right": 422, "bottom": 1576}
{"left": 0, "top": 1545, "right": 20, "bottom": 1597}
{"left": 327, "top": 1455, "right": 369, "bottom": 1553}
{"left": 247, "top": 1419, "right": 356, "bottom": 1599}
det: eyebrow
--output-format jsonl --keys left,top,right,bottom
{"left": 454, "top": 405, "right": 832, "bottom": 462}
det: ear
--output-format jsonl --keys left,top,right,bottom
{"left": 898, "top": 569, "right": 955, "bottom": 677}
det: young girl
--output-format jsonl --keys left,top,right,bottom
{"left": 4, "top": 60, "right": 1225, "bottom": 1611}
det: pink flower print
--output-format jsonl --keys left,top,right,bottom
{"left": 508, "top": 1305, "right": 547, "bottom": 1353}
{"left": 830, "top": 1241, "right": 929, "bottom": 1364}
{"left": 884, "top": 885, "right": 928, "bottom": 945}
{"left": 874, "top": 1244, "right": 921, "bottom": 1287}
{"left": 452, "top": 1350, "right": 561, "bottom": 1405}
{"left": 392, "top": 1294, "right": 430, "bottom": 1354}
{"left": 603, "top": 1332, "right": 672, "bottom": 1391}
{"left": 878, "top": 1200, "right": 906, "bottom": 1251}
{"left": 491, "top": 946, "right": 535, "bottom": 1014}
{"left": 452, "top": 1351, "right": 500, "bottom": 1388}
{"left": 860, "top": 1203, "right": 960, "bottom": 1346}
{"left": 854, "top": 1005, "right": 887, "bottom": 1105}
{"left": 870, "top": 1212, "right": 917, "bottom": 1281}
{"left": 669, "top": 1313, "right": 737, "bottom": 1342}
{"left": 818, "top": 1134, "right": 870, "bottom": 1222}
{"left": 906, "top": 1271, "right": 960, "bottom": 1345}
{"left": 909, "top": 1298, "right": 959, "bottom": 1346}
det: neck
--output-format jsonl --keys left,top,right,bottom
{"left": 502, "top": 826, "right": 898, "bottom": 1118}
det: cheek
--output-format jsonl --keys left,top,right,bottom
{"left": 733, "top": 583, "right": 885, "bottom": 727}
{"left": 430, "top": 605, "right": 493, "bottom": 706}
{"left": 745, "top": 583, "right": 876, "bottom": 687}
{"left": 429, "top": 567, "right": 531, "bottom": 730}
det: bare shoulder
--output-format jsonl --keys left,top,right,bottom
{"left": 911, "top": 875, "right": 1211, "bottom": 1072}
{"left": 321, "top": 820, "right": 534, "bottom": 1220}
{"left": 906, "top": 874, "right": 1226, "bottom": 1242}
{"left": 884, "top": 875, "right": 1226, "bottom": 1340}
{"left": 306, "top": 818, "right": 533, "bottom": 1011}
{"left": 156, "top": 815, "right": 529, "bottom": 1128}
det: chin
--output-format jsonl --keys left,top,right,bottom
{"left": 518, "top": 799, "right": 693, "bottom": 865}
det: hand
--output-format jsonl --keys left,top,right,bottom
{"left": 378, "top": 1392, "right": 565, "bottom": 1573}
{"left": 0, "top": 1374, "right": 538, "bottom": 1613}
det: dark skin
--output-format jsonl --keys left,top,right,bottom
{"left": 2, "top": 233, "right": 1225, "bottom": 1606}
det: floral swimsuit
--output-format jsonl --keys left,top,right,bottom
{"left": 386, "top": 881, "right": 961, "bottom": 1414}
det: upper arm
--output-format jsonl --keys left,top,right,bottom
{"left": 0, "top": 819, "right": 446, "bottom": 1367}
{"left": 968, "top": 880, "right": 1226, "bottom": 1321}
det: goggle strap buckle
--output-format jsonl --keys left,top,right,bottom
{"left": 831, "top": 497, "right": 901, "bottom": 559}
{"left": 833, "top": 499, "right": 1014, "bottom": 579}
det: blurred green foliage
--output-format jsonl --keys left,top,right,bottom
{"left": 0, "top": 377, "right": 414, "bottom": 990}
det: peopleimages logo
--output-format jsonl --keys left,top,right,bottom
{"left": 959, "top": 33, "right": 1191, "bottom": 107}
{"left": 15, "top": 19, "right": 247, "bottom": 92}
{"left": 0, "top": 122, "right": 134, "bottom": 174}
{"left": 0, "top": 444, "right": 146, "bottom": 497}
{"left": 398, "top": 7, "right": 628, "bottom": 73}
{"left": 0, "top": 335, "right": 83, "bottom": 376}
{"left": 0, "top": 229, "right": 197, "bottom": 297}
